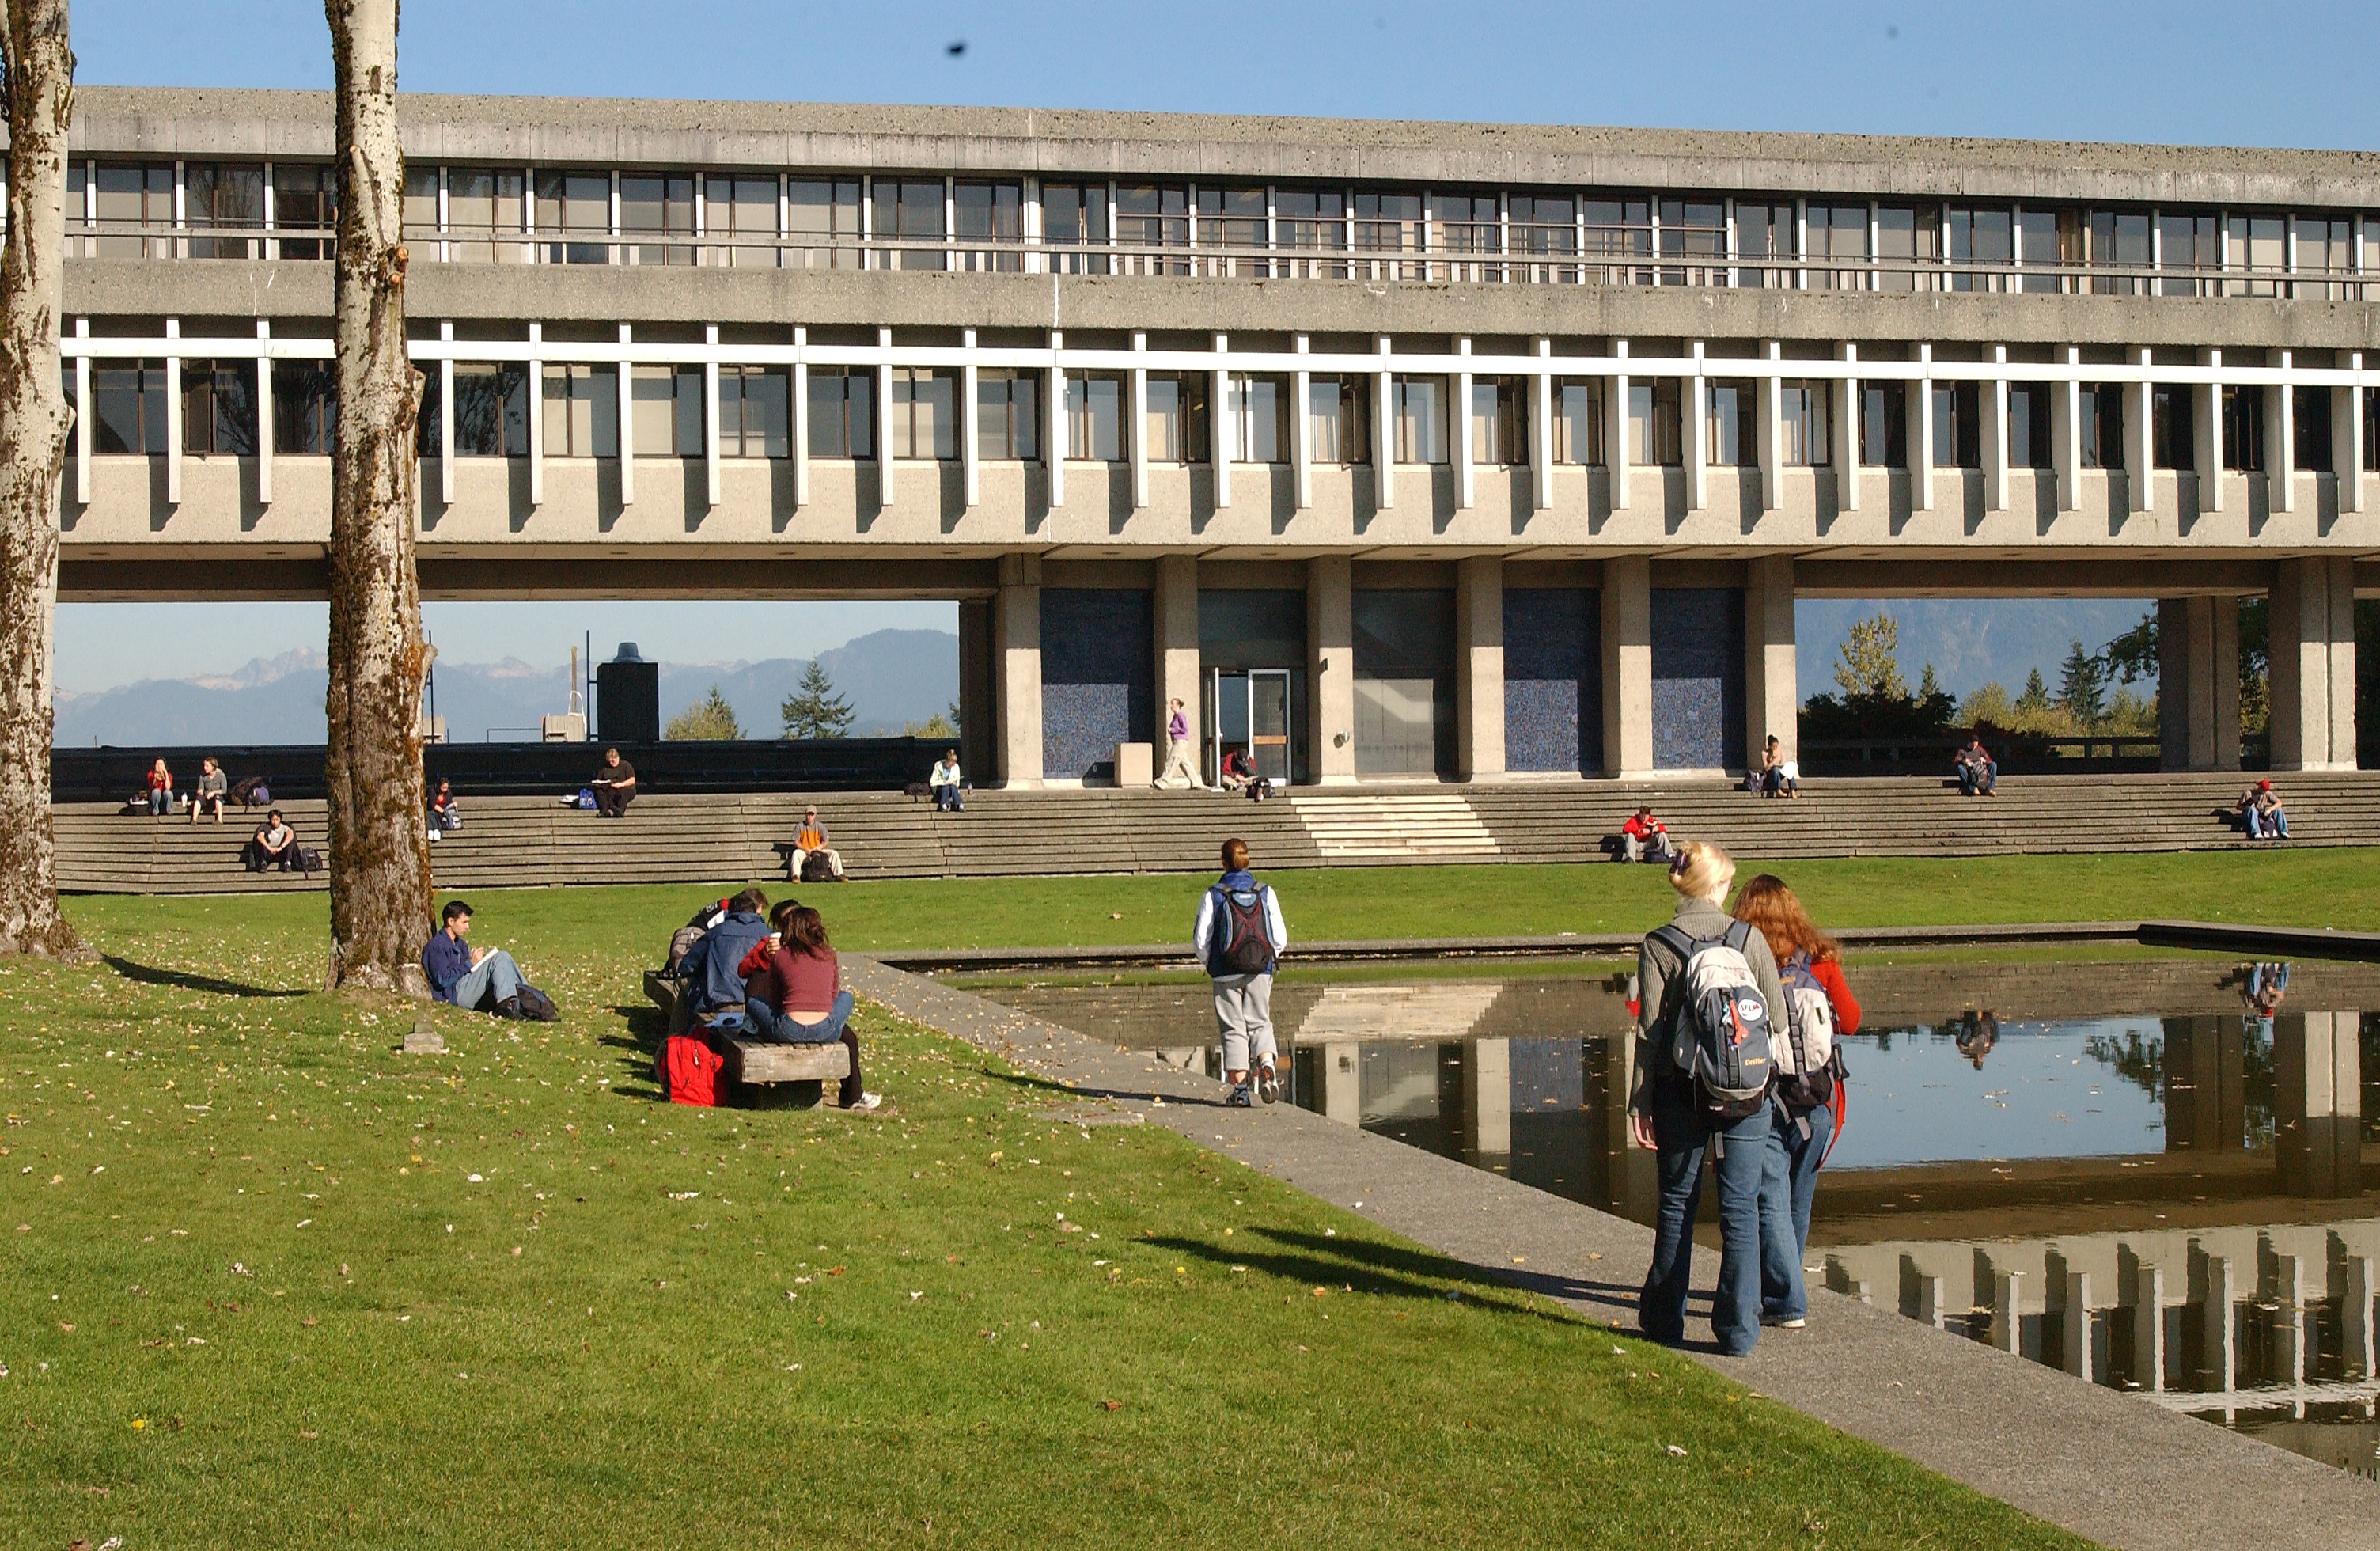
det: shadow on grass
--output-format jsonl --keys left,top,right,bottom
{"left": 104, "top": 954, "right": 309, "bottom": 999}
{"left": 1141, "top": 1224, "right": 1627, "bottom": 1330}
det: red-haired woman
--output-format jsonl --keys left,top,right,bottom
{"left": 739, "top": 901, "right": 880, "bottom": 1111}
{"left": 1731, "top": 874, "right": 1860, "bottom": 1329}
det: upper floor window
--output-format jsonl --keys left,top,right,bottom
{"left": 1874, "top": 205, "right": 1939, "bottom": 292}
{"left": 1947, "top": 207, "right": 2011, "bottom": 291}
{"left": 542, "top": 363, "right": 620, "bottom": 458}
{"left": 2085, "top": 210, "right": 2149, "bottom": 295}
{"left": 1628, "top": 379, "right": 1681, "bottom": 467}
{"left": 272, "top": 163, "right": 338, "bottom": 260}
{"left": 449, "top": 363, "right": 531, "bottom": 457}
{"left": 273, "top": 362, "right": 335, "bottom": 455}
{"left": 2295, "top": 216, "right": 2355, "bottom": 299}
{"left": 445, "top": 169, "right": 527, "bottom": 264}
{"left": 1225, "top": 374, "right": 1287, "bottom": 464}
{"left": 92, "top": 361, "right": 169, "bottom": 453}
{"left": 704, "top": 176, "right": 779, "bottom": 269}
{"left": 2224, "top": 214, "right": 2284, "bottom": 297}
{"left": 1554, "top": 380, "right": 1604, "bottom": 467}
{"left": 873, "top": 179, "right": 946, "bottom": 271}
{"left": 788, "top": 178, "right": 862, "bottom": 271}
{"left": 1779, "top": 382, "right": 1829, "bottom": 467}
{"left": 1734, "top": 201, "right": 1794, "bottom": 288}
{"left": 1065, "top": 373, "right": 1126, "bottom": 461}
{"left": 976, "top": 370, "right": 1039, "bottom": 461}
{"left": 1042, "top": 182, "right": 1111, "bottom": 275}
{"left": 720, "top": 365, "right": 789, "bottom": 458}
{"left": 1510, "top": 194, "right": 1576, "bottom": 282}
{"left": 806, "top": 366, "right": 874, "bottom": 458}
{"left": 631, "top": 364, "right": 702, "bottom": 458}
{"left": 1116, "top": 184, "right": 1189, "bottom": 275}
{"left": 619, "top": 174, "right": 695, "bottom": 266}
{"left": 1198, "top": 186, "right": 1268, "bottom": 278}
{"left": 92, "top": 162, "right": 172, "bottom": 258}
{"left": 887, "top": 366, "right": 957, "bottom": 459}
{"left": 2014, "top": 207, "right": 2065, "bottom": 294}
{"left": 1145, "top": 373, "right": 1210, "bottom": 464}
{"left": 1658, "top": 199, "right": 1722, "bottom": 286}
{"left": 1584, "top": 198, "right": 1651, "bottom": 285}
{"left": 1355, "top": 191, "right": 1423, "bottom": 279}
{"left": 534, "top": 172, "right": 612, "bottom": 264}
{"left": 184, "top": 164, "right": 263, "bottom": 260}
{"left": 2158, "top": 211, "right": 2217, "bottom": 297}
{"left": 1806, "top": 203, "right": 1867, "bottom": 290}
{"left": 1468, "top": 377, "right": 1528, "bottom": 468}
{"left": 1391, "top": 375, "right": 1447, "bottom": 465}
{"left": 1275, "top": 188, "right": 1347, "bottom": 278}
{"left": 1705, "top": 380, "right": 1753, "bottom": 466}
{"left": 1433, "top": 192, "right": 1500, "bottom": 281}
{"left": 182, "top": 361, "right": 257, "bottom": 455}
{"left": 954, "top": 180, "right": 1023, "bottom": 273}
{"left": 1308, "top": 375, "right": 1370, "bottom": 465}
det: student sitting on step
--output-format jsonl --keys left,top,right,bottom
{"left": 1620, "top": 806, "right": 1675, "bottom": 864}
{"left": 789, "top": 806, "right": 845, "bottom": 882}
{"left": 1954, "top": 736, "right": 1997, "bottom": 797}
{"left": 930, "top": 749, "right": 965, "bottom": 812}
{"left": 2236, "top": 779, "right": 2289, "bottom": 840}
{"left": 242, "top": 810, "right": 298, "bottom": 872}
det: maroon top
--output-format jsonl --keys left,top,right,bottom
{"left": 771, "top": 946, "right": 840, "bottom": 1014}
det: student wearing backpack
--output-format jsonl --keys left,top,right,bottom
{"left": 1191, "top": 837, "right": 1288, "bottom": 1108}
{"left": 1731, "top": 875, "right": 1860, "bottom": 1329}
{"left": 1628, "top": 840, "right": 1787, "bottom": 1356}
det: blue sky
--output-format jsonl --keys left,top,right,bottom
{"left": 56, "top": 1, "right": 2380, "bottom": 692}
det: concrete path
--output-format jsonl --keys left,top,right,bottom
{"left": 849, "top": 954, "right": 2380, "bottom": 1551}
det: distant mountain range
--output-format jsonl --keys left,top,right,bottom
{"left": 53, "top": 628, "right": 960, "bottom": 747}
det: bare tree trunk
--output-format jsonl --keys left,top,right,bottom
{"left": 324, "top": 0, "right": 430, "bottom": 996}
{"left": 0, "top": 0, "right": 88, "bottom": 961}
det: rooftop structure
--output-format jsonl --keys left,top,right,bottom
{"left": 44, "top": 88, "right": 2380, "bottom": 783}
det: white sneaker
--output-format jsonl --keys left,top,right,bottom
{"left": 843, "top": 1092, "right": 882, "bottom": 1112}
{"left": 1257, "top": 1064, "right": 1280, "bottom": 1105}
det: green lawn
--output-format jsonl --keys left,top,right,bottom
{"left": 0, "top": 893, "right": 2088, "bottom": 1549}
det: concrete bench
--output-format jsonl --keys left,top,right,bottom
{"left": 642, "top": 967, "right": 851, "bottom": 1102}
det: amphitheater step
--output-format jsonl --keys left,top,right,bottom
{"left": 1290, "top": 792, "right": 1499, "bottom": 859}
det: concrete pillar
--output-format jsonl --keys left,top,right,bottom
{"left": 1991, "top": 1268, "right": 2024, "bottom": 1353}
{"left": 1154, "top": 555, "right": 1201, "bottom": 772}
{"left": 1462, "top": 1037, "right": 1511, "bottom": 1157}
{"left": 2196, "top": 1250, "right": 2237, "bottom": 1394}
{"left": 1833, "top": 342, "right": 1859, "bottom": 514}
{"left": 1308, "top": 556, "right": 1355, "bottom": 784}
{"left": 2054, "top": 346, "right": 2081, "bottom": 512}
{"left": 2062, "top": 1270, "right": 2094, "bottom": 1379}
{"left": 2211, "top": 597, "right": 2241, "bottom": 772}
{"left": 1757, "top": 339, "right": 1782, "bottom": 513}
{"left": 2336, "top": 351, "right": 2365, "bottom": 515}
{"left": 993, "top": 555, "right": 1043, "bottom": 788}
{"left": 2195, "top": 349, "right": 2223, "bottom": 514}
{"left": 1984, "top": 346, "right": 2009, "bottom": 512}
{"left": 1609, "top": 339, "right": 1632, "bottom": 512}
{"left": 1455, "top": 556, "right": 1504, "bottom": 781}
{"left": 2276, "top": 1011, "right": 2362, "bottom": 1198}
{"left": 2158, "top": 598, "right": 2191, "bottom": 772}
{"left": 2132, "top": 1262, "right": 2166, "bottom": 1391}
{"left": 2158, "top": 597, "right": 2236, "bottom": 773}
{"left": 1745, "top": 556, "right": 1796, "bottom": 769}
{"left": 957, "top": 597, "right": 995, "bottom": 784}
{"left": 2347, "top": 1256, "right": 2375, "bottom": 1382}
{"left": 2269, "top": 556, "right": 2358, "bottom": 771}
{"left": 1601, "top": 556, "right": 1652, "bottom": 779}
{"left": 1909, "top": 346, "right": 1933, "bottom": 512}
{"left": 2266, "top": 354, "right": 2294, "bottom": 514}
{"left": 1316, "top": 1041, "right": 1360, "bottom": 1125}
{"left": 2272, "top": 1253, "right": 2306, "bottom": 1387}
{"left": 1900, "top": 1255, "right": 1946, "bottom": 1329}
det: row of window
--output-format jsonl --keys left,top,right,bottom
{"left": 57, "top": 156, "right": 2380, "bottom": 294}
{"left": 73, "top": 358, "right": 2380, "bottom": 476}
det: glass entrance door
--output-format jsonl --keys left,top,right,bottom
{"left": 1209, "top": 669, "right": 1293, "bottom": 784}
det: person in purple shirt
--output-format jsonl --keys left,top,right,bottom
{"left": 420, "top": 900, "right": 528, "bottom": 1016}
{"left": 1155, "top": 696, "right": 1206, "bottom": 790}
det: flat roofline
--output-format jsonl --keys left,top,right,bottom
{"left": 47, "top": 85, "right": 2380, "bottom": 207}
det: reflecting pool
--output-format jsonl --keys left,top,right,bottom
{"left": 970, "top": 955, "right": 2380, "bottom": 1477}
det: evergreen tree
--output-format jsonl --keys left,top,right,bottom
{"left": 2057, "top": 639, "right": 2107, "bottom": 726}
{"left": 2016, "top": 668, "right": 2052, "bottom": 714}
{"left": 1918, "top": 663, "right": 1942, "bottom": 700}
{"left": 665, "top": 684, "right": 742, "bottom": 741}
{"left": 780, "top": 661, "right": 855, "bottom": 739}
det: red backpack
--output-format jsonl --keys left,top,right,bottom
{"left": 662, "top": 1035, "right": 723, "bottom": 1107}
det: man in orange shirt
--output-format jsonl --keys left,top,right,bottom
{"left": 790, "top": 805, "right": 846, "bottom": 882}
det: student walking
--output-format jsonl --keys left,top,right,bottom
{"left": 1630, "top": 840, "right": 1787, "bottom": 1356}
{"left": 1156, "top": 697, "right": 1205, "bottom": 789}
{"left": 1192, "top": 837, "right": 1288, "bottom": 1108}
{"left": 1731, "top": 874, "right": 1859, "bottom": 1329}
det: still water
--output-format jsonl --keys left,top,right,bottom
{"left": 972, "top": 956, "right": 2380, "bottom": 1477}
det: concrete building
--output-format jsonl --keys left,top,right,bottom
{"left": 44, "top": 88, "right": 2380, "bottom": 783}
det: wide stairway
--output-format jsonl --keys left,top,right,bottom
{"left": 55, "top": 771, "right": 2380, "bottom": 895}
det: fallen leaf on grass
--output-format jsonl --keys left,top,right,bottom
{"left": 1099, "top": 1399, "right": 1123, "bottom": 1411}
{"left": 301, "top": 1317, "right": 317, "bottom": 1328}
{"left": 1665, "top": 1444, "right": 1688, "bottom": 1458}
{"left": 299, "top": 1429, "right": 319, "bottom": 1440}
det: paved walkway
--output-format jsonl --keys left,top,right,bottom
{"left": 848, "top": 954, "right": 2380, "bottom": 1551}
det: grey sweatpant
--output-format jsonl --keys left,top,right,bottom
{"left": 1211, "top": 972, "right": 1276, "bottom": 1072}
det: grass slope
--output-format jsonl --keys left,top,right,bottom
{"left": 0, "top": 896, "right": 2087, "bottom": 1549}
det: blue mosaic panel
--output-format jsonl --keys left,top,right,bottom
{"left": 1504, "top": 588, "right": 1602, "bottom": 774}
{"left": 1650, "top": 587, "right": 1744, "bottom": 771}
{"left": 1041, "top": 588, "right": 1153, "bottom": 782}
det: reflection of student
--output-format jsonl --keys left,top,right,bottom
{"left": 2239, "top": 961, "right": 2289, "bottom": 1017}
{"left": 1955, "top": 1010, "right": 1998, "bottom": 1070}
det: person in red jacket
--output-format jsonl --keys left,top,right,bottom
{"left": 1731, "top": 874, "right": 1860, "bottom": 1329}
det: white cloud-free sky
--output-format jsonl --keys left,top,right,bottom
{"left": 56, "top": 1, "right": 2380, "bottom": 691}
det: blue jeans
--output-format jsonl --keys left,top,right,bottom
{"left": 149, "top": 788, "right": 171, "bottom": 815}
{"left": 1957, "top": 760, "right": 1996, "bottom": 794}
{"left": 2246, "top": 806, "right": 2287, "bottom": 839}
{"left": 1639, "top": 1081, "right": 1767, "bottom": 1356}
{"left": 449, "top": 949, "right": 524, "bottom": 1012}
{"left": 1760, "top": 1100, "right": 1835, "bottom": 1322}
{"left": 934, "top": 783, "right": 963, "bottom": 812}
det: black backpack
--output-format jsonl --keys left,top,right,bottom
{"left": 1214, "top": 885, "right": 1273, "bottom": 975}
{"left": 800, "top": 850, "right": 838, "bottom": 883}
{"left": 511, "top": 983, "right": 559, "bottom": 1022}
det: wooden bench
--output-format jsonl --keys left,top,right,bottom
{"left": 642, "top": 968, "right": 851, "bottom": 1103}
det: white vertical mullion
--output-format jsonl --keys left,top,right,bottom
{"left": 876, "top": 326, "right": 895, "bottom": 510}
{"left": 1834, "top": 341, "right": 1859, "bottom": 514}
{"left": 790, "top": 324, "right": 807, "bottom": 510}
{"left": 1758, "top": 339, "right": 1781, "bottom": 513}
{"left": 1454, "top": 337, "right": 1473, "bottom": 511}
{"left": 1532, "top": 336, "right": 1552, "bottom": 513}
{"left": 1211, "top": 331, "right": 1230, "bottom": 510}
{"left": 165, "top": 317, "right": 182, "bottom": 506}
{"left": 1375, "top": 334, "right": 1394, "bottom": 510}
{"left": 1048, "top": 328, "right": 1066, "bottom": 510}
{"left": 704, "top": 324, "right": 722, "bottom": 510}
{"left": 961, "top": 327, "right": 980, "bottom": 509}
{"left": 2340, "top": 349, "right": 2364, "bottom": 514}
{"left": 1609, "top": 338, "right": 1631, "bottom": 511}
{"left": 1131, "top": 330, "right": 1150, "bottom": 510}
{"left": 172, "top": 160, "right": 186, "bottom": 261}
{"left": 437, "top": 164, "right": 449, "bottom": 264}
{"left": 439, "top": 322, "right": 455, "bottom": 506}
{"left": 617, "top": 323, "right": 635, "bottom": 507}
{"left": 2054, "top": 344, "right": 2081, "bottom": 513}
{"left": 74, "top": 318, "right": 90, "bottom": 506}
{"left": 1985, "top": 343, "right": 2010, "bottom": 513}
{"left": 1293, "top": 332, "right": 1312, "bottom": 511}
{"left": 608, "top": 169, "right": 621, "bottom": 266}
{"left": 1911, "top": 341, "right": 1934, "bottom": 512}
{"left": 2133, "top": 346, "right": 2157, "bottom": 516}
{"left": 945, "top": 176, "right": 957, "bottom": 271}
{"left": 527, "top": 321, "right": 545, "bottom": 508}
{"left": 1686, "top": 340, "right": 1707, "bottom": 512}
{"left": 256, "top": 320, "right": 274, "bottom": 507}
{"left": 261, "top": 161, "right": 275, "bottom": 260}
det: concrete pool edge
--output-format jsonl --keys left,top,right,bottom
{"left": 846, "top": 952, "right": 2380, "bottom": 1551}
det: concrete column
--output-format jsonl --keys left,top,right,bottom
{"left": 2158, "top": 596, "right": 2234, "bottom": 772}
{"left": 2346, "top": 1256, "right": 2376, "bottom": 1383}
{"left": 1991, "top": 1268, "right": 2024, "bottom": 1353}
{"left": 1601, "top": 556, "right": 1652, "bottom": 779}
{"left": 1757, "top": 339, "right": 1782, "bottom": 512}
{"left": 957, "top": 597, "right": 995, "bottom": 783}
{"left": 2211, "top": 596, "right": 2242, "bottom": 772}
{"left": 2273, "top": 1253, "right": 2306, "bottom": 1387}
{"left": 2269, "top": 556, "right": 2356, "bottom": 771}
{"left": 1833, "top": 342, "right": 1859, "bottom": 514}
{"left": 1609, "top": 339, "right": 1631, "bottom": 512}
{"left": 2196, "top": 1251, "right": 2237, "bottom": 1394}
{"left": 1455, "top": 337, "right": 1474, "bottom": 510}
{"left": 1984, "top": 345, "right": 2009, "bottom": 512}
{"left": 1317, "top": 1042, "right": 1360, "bottom": 1125}
{"left": 1462, "top": 1037, "right": 1511, "bottom": 1159}
{"left": 876, "top": 326, "right": 895, "bottom": 512}
{"left": 2266, "top": 355, "right": 2294, "bottom": 514}
{"left": 1455, "top": 556, "right": 1504, "bottom": 781}
{"left": 2196, "top": 349, "right": 2223, "bottom": 514}
{"left": 1308, "top": 556, "right": 1355, "bottom": 784}
{"left": 2337, "top": 351, "right": 2366, "bottom": 514}
{"left": 2054, "top": 345, "right": 2081, "bottom": 512}
{"left": 1745, "top": 556, "right": 1795, "bottom": 768}
{"left": 2062, "top": 1270, "right": 2094, "bottom": 1378}
{"left": 1154, "top": 555, "right": 1201, "bottom": 772}
{"left": 1686, "top": 342, "right": 1707, "bottom": 513}
{"left": 1909, "top": 345, "right": 1933, "bottom": 512}
{"left": 1900, "top": 1254, "right": 1946, "bottom": 1329}
{"left": 2276, "top": 1011, "right": 2361, "bottom": 1198}
{"left": 2133, "top": 1262, "right": 2166, "bottom": 1391}
{"left": 993, "top": 555, "right": 1043, "bottom": 788}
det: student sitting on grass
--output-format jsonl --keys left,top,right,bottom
{"left": 422, "top": 899, "right": 529, "bottom": 1016}
{"left": 739, "top": 901, "right": 879, "bottom": 1111}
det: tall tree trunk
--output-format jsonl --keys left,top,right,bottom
{"left": 0, "top": 1, "right": 88, "bottom": 961}
{"left": 324, "top": 0, "right": 430, "bottom": 996}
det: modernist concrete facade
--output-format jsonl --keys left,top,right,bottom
{"left": 38, "top": 88, "right": 2380, "bottom": 783}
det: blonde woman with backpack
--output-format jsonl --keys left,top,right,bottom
{"left": 1733, "top": 875, "right": 1859, "bottom": 1330}
{"left": 1629, "top": 840, "right": 1787, "bottom": 1356}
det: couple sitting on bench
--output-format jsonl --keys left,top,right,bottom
{"left": 672, "top": 888, "right": 877, "bottom": 1110}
